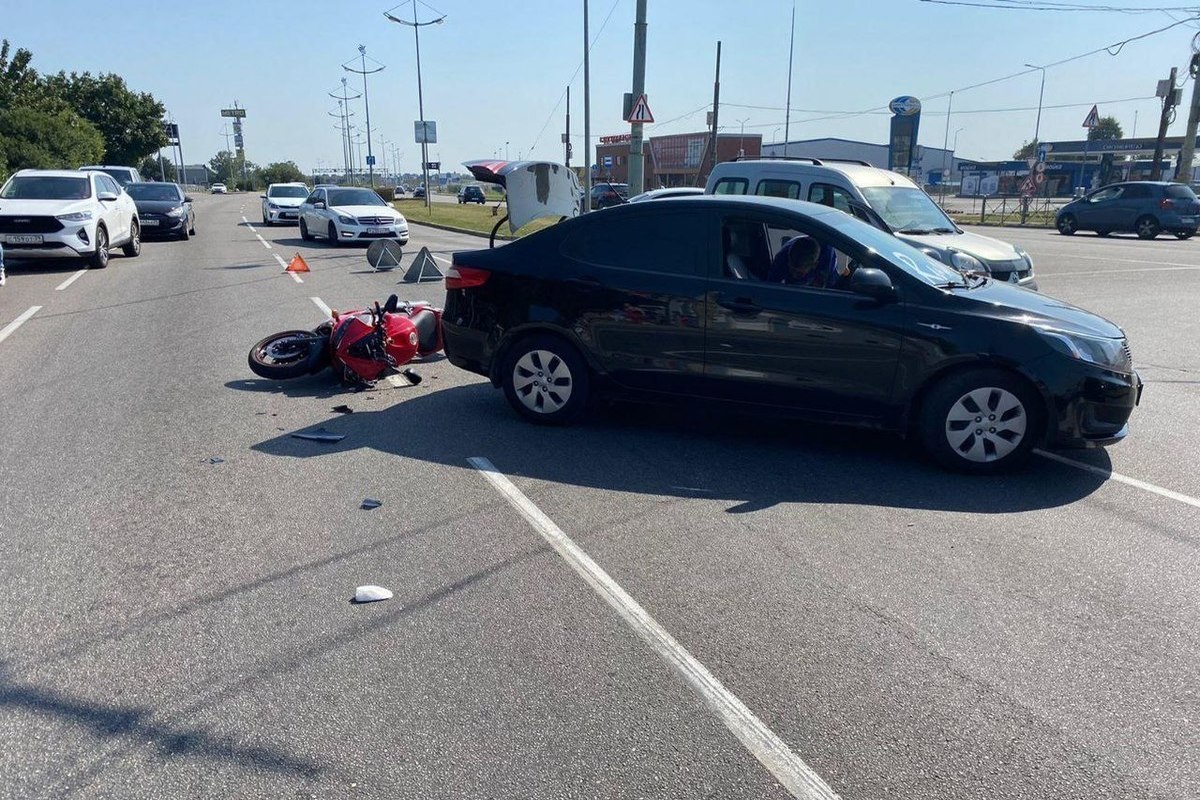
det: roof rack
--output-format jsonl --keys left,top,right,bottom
{"left": 733, "top": 155, "right": 874, "bottom": 167}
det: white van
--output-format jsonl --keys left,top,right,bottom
{"left": 705, "top": 158, "right": 1036, "bottom": 288}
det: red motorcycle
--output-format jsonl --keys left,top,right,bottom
{"left": 248, "top": 294, "right": 442, "bottom": 384}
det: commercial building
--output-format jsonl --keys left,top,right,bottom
{"left": 594, "top": 131, "right": 762, "bottom": 188}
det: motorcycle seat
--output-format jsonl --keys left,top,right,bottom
{"left": 410, "top": 309, "right": 440, "bottom": 353}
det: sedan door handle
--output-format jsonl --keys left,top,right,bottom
{"left": 717, "top": 297, "right": 760, "bottom": 315}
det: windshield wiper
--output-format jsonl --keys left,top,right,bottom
{"left": 931, "top": 226, "right": 958, "bottom": 234}
{"left": 898, "top": 227, "right": 935, "bottom": 235}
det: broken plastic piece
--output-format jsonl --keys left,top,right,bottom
{"left": 207, "top": 457, "right": 225, "bottom": 465}
{"left": 402, "top": 367, "right": 422, "bottom": 385}
{"left": 353, "top": 585, "right": 393, "bottom": 603}
{"left": 361, "top": 498, "right": 382, "bottom": 510}
{"left": 332, "top": 405, "right": 354, "bottom": 414}
{"left": 291, "top": 428, "right": 346, "bottom": 443}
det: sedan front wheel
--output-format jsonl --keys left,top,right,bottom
{"left": 919, "top": 368, "right": 1042, "bottom": 474}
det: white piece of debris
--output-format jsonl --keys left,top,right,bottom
{"left": 354, "top": 585, "right": 393, "bottom": 603}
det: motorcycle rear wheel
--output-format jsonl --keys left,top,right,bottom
{"left": 248, "top": 330, "right": 327, "bottom": 379}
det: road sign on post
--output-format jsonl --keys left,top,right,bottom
{"left": 366, "top": 155, "right": 376, "bottom": 166}
{"left": 414, "top": 120, "right": 437, "bottom": 144}
{"left": 1082, "top": 105, "right": 1100, "bottom": 129}
{"left": 220, "top": 108, "right": 246, "bottom": 118}
{"left": 625, "top": 94, "right": 654, "bottom": 124}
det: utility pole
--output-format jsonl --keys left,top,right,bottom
{"left": 1175, "top": 53, "right": 1200, "bottom": 183}
{"left": 565, "top": 85, "right": 572, "bottom": 169}
{"left": 783, "top": 2, "right": 795, "bottom": 154}
{"left": 628, "top": 0, "right": 648, "bottom": 195}
{"left": 329, "top": 79, "right": 361, "bottom": 183}
{"left": 344, "top": 46, "right": 384, "bottom": 188}
{"left": 1152, "top": 66, "right": 1177, "bottom": 181}
{"left": 384, "top": 1, "right": 445, "bottom": 210}
{"left": 707, "top": 41, "right": 722, "bottom": 183}
{"left": 583, "top": 0, "right": 592, "bottom": 211}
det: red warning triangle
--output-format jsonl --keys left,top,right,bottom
{"left": 626, "top": 94, "right": 655, "bottom": 124}
{"left": 285, "top": 253, "right": 310, "bottom": 273}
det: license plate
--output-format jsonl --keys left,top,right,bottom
{"left": 282, "top": 212, "right": 297, "bottom": 218}
{"left": 1180, "top": 216, "right": 1196, "bottom": 224}
{"left": 5, "top": 234, "right": 43, "bottom": 244}
{"left": 367, "top": 228, "right": 389, "bottom": 235}
{"left": 140, "top": 218, "right": 160, "bottom": 226}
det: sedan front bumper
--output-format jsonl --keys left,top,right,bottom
{"left": 1047, "top": 365, "right": 1142, "bottom": 449}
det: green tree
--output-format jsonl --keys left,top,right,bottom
{"left": 1013, "top": 139, "right": 1038, "bottom": 160}
{"left": 209, "top": 150, "right": 239, "bottom": 184}
{"left": 258, "top": 161, "right": 307, "bottom": 185}
{"left": 44, "top": 71, "right": 166, "bottom": 164}
{"left": 1087, "top": 116, "right": 1123, "bottom": 141}
{"left": 0, "top": 105, "right": 104, "bottom": 174}
{"left": 138, "top": 154, "right": 176, "bottom": 182}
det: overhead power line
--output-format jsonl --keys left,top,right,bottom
{"left": 919, "top": 0, "right": 1200, "bottom": 12}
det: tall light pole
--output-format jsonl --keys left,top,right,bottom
{"left": 385, "top": 1, "right": 446, "bottom": 210}
{"left": 736, "top": 117, "right": 749, "bottom": 158}
{"left": 330, "top": 79, "right": 361, "bottom": 182}
{"left": 344, "top": 45, "right": 385, "bottom": 187}
{"left": 1025, "top": 63, "right": 1047, "bottom": 155}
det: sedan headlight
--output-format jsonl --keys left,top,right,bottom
{"left": 1038, "top": 328, "right": 1131, "bottom": 373}
{"left": 56, "top": 210, "right": 93, "bottom": 222}
{"left": 166, "top": 207, "right": 184, "bottom": 217}
{"left": 268, "top": 202, "right": 280, "bottom": 210}
{"left": 337, "top": 214, "right": 356, "bottom": 225}
{"left": 949, "top": 251, "right": 985, "bottom": 273}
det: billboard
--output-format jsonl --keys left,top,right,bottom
{"left": 888, "top": 96, "right": 922, "bottom": 174}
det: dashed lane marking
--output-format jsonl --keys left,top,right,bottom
{"left": 0, "top": 306, "right": 42, "bottom": 345}
{"left": 55, "top": 270, "right": 88, "bottom": 291}
{"left": 1036, "top": 449, "right": 1200, "bottom": 510}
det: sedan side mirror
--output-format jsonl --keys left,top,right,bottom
{"left": 850, "top": 267, "right": 896, "bottom": 301}
{"left": 97, "top": 191, "right": 118, "bottom": 202}
{"left": 314, "top": 201, "right": 326, "bottom": 209}
{"left": 260, "top": 194, "right": 267, "bottom": 199}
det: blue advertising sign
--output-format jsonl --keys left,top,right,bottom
{"left": 366, "top": 155, "right": 376, "bottom": 166}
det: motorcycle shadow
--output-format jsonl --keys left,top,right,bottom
{"left": 225, "top": 377, "right": 353, "bottom": 400}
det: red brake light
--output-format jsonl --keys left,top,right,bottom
{"left": 445, "top": 265, "right": 490, "bottom": 290}
{"left": 1160, "top": 198, "right": 1175, "bottom": 210}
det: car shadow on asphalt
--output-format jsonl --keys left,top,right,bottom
{"left": 248, "top": 383, "right": 1110, "bottom": 514}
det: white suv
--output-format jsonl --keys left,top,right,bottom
{"left": 261, "top": 182, "right": 310, "bottom": 225}
{"left": 706, "top": 158, "right": 1037, "bottom": 288}
{"left": 0, "top": 169, "right": 141, "bottom": 269}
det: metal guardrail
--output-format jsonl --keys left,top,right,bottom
{"left": 944, "top": 195, "right": 1063, "bottom": 227}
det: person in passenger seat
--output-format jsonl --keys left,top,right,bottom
{"left": 768, "top": 236, "right": 839, "bottom": 287}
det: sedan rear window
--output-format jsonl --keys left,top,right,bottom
{"left": 127, "top": 184, "right": 182, "bottom": 201}
{"left": 1165, "top": 184, "right": 1197, "bottom": 199}
{"left": 1, "top": 176, "right": 91, "bottom": 200}
{"left": 269, "top": 185, "right": 309, "bottom": 198}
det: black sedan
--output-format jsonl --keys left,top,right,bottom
{"left": 442, "top": 195, "right": 1141, "bottom": 473}
{"left": 126, "top": 182, "right": 196, "bottom": 240}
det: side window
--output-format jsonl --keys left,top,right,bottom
{"left": 722, "top": 214, "right": 858, "bottom": 290}
{"left": 808, "top": 183, "right": 853, "bottom": 212}
{"left": 1121, "top": 185, "right": 1148, "bottom": 200}
{"left": 561, "top": 212, "right": 703, "bottom": 276}
{"left": 305, "top": 190, "right": 322, "bottom": 204}
{"left": 755, "top": 180, "right": 801, "bottom": 200}
{"left": 1089, "top": 187, "right": 1121, "bottom": 203}
{"left": 711, "top": 177, "right": 748, "bottom": 195}
{"left": 98, "top": 176, "right": 120, "bottom": 196}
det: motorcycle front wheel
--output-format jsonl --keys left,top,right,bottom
{"left": 248, "top": 330, "right": 328, "bottom": 379}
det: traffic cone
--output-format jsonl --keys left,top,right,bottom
{"left": 285, "top": 253, "right": 310, "bottom": 273}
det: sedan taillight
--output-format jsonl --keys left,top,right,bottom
{"left": 445, "top": 265, "right": 490, "bottom": 289}
{"left": 1160, "top": 198, "right": 1175, "bottom": 210}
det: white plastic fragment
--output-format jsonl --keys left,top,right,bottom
{"left": 354, "top": 585, "right": 393, "bottom": 603}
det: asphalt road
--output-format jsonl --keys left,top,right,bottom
{"left": 0, "top": 201, "right": 1197, "bottom": 800}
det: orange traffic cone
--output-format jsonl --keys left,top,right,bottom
{"left": 285, "top": 253, "right": 310, "bottom": 273}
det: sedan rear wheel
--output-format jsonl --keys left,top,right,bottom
{"left": 919, "top": 368, "right": 1041, "bottom": 474}
{"left": 1135, "top": 215, "right": 1160, "bottom": 240}
{"left": 1056, "top": 214, "right": 1077, "bottom": 235}
{"left": 501, "top": 335, "right": 590, "bottom": 425}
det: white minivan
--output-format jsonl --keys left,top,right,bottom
{"left": 705, "top": 158, "right": 1037, "bottom": 288}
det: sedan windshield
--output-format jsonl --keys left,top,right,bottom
{"left": 1, "top": 176, "right": 91, "bottom": 200}
{"left": 327, "top": 188, "right": 386, "bottom": 207}
{"left": 269, "top": 185, "right": 309, "bottom": 198}
{"left": 859, "top": 186, "right": 955, "bottom": 233}
{"left": 127, "top": 184, "right": 182, "bottom": 201}
{"left": 825, "top": 212, "right": 968, "bottom": 287}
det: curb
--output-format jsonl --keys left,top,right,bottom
{"left": 406, "top": 219, "right": 516, "bottom": 241}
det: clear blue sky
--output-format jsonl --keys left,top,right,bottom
{"left": 5, "top": 0, "right": 1198, "bottom": 172}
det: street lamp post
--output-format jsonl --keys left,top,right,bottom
{"left": 385, "top": 1, "right": 446, "bottom": 210}
{"left": 344, "top": 46, "right": 385, "bottom": 188}
{"left": 1024, "top": 63, "right": 1047, "bottom": 155}
{"left": 736, "top": 117, "right": 749, "bottom": 158}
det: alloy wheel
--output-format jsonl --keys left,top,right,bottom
{"left": 512, "top": 350, "right": 573, "bottom": 414}
{"left": 944, "top": 386, "right": 1027, "bottom": 464}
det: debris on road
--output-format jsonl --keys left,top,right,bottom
{"left": 353, "top": 585, "right": 393, "bottom": 603}
{"left": 291, "top": 428, "right": 346, "bottom": 443}
{"left": 332, "top": 405, "right": 354, "bottom": 414}
{"left": 402, "top": 367, "right": 422, "bottom": 386}
{"left": 206, "top": 457, "right": 225, "bottom": 465}
{"left": 361, "top": 498, "right": 382, "bottom": 510}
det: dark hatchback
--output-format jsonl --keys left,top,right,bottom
{"left": 443, "top": 196, "right": 1141, "bottom": 473}
{"left": 126, "top": 182, "right": 195, "bottom": 239}
{"left": 1056, "top": 181, "right": 1199, "bottom": 240}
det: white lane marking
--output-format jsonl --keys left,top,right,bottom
{"left": 468, "top": 456, "right": 840, "bottom": 800}
{"left": 256, "top": 235, "right": 271, "bottom": 249}
{"left": 432, "top": 254, "right": 452, "bottom": 264}
{"left": 310, "top": 297, "right": 332, "bottom": 316}
{"left": 54, "top": 269, "right": 88, "bottom": 291}
{"left": 1036, "top": 449, "right": 1200, "bottom": 510}
{"left": 0, "top": 306, "right": 43, "bottom": 345}
{"left": 289, "top": 271, "right": 303, "bottom": 284}
{"left": 241, "top": 216, "right": 248, "bottom": 223}
{"left": 273, "top": 253, "right": 289, "bottom": 268}
{"left": 1044, "top": 254, "right": 1199, "bottom": 268}
{"left": 1038, "top": 266, "right": 1200, "bottom": 279}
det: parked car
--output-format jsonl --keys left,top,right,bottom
{"left": 211, "top": 183, "right": 228, "bottom": 194}
{"left": 590, "top": 182, "right": 629, "bottom": 209}
{"left": 706, "top": 158, "right": 1037, "bottom": 288}
{"left": 297, "top": 186, "right": 409, "bottom": 246}
{"left": 392, "top": 185, "right": 407, "bottom": 199}
{"left": 126, "top": 182, "right": 195, "bottom": 240}
{"left": 78, "top": 165, "right": 143, "bottom": 188}
{"left": 412, "top": 186, "right": 427, "bottom": 199}
{"left": 628, "top": 187, "right": 704, "bottom": 203}
{"left": 458, "top": 185, "right": 487, "bottom": 204}
{"left": 1055, "top": 181, "right": 1199, "bottom": 240}
{"left": 442, "top": 195, "right": 1140, "bottom": 473}
{"left": 260, "top": 182, "right": 310, "bottom": 225}
{"left": 0, "top": 169, "right": 141, "bottom": 269}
